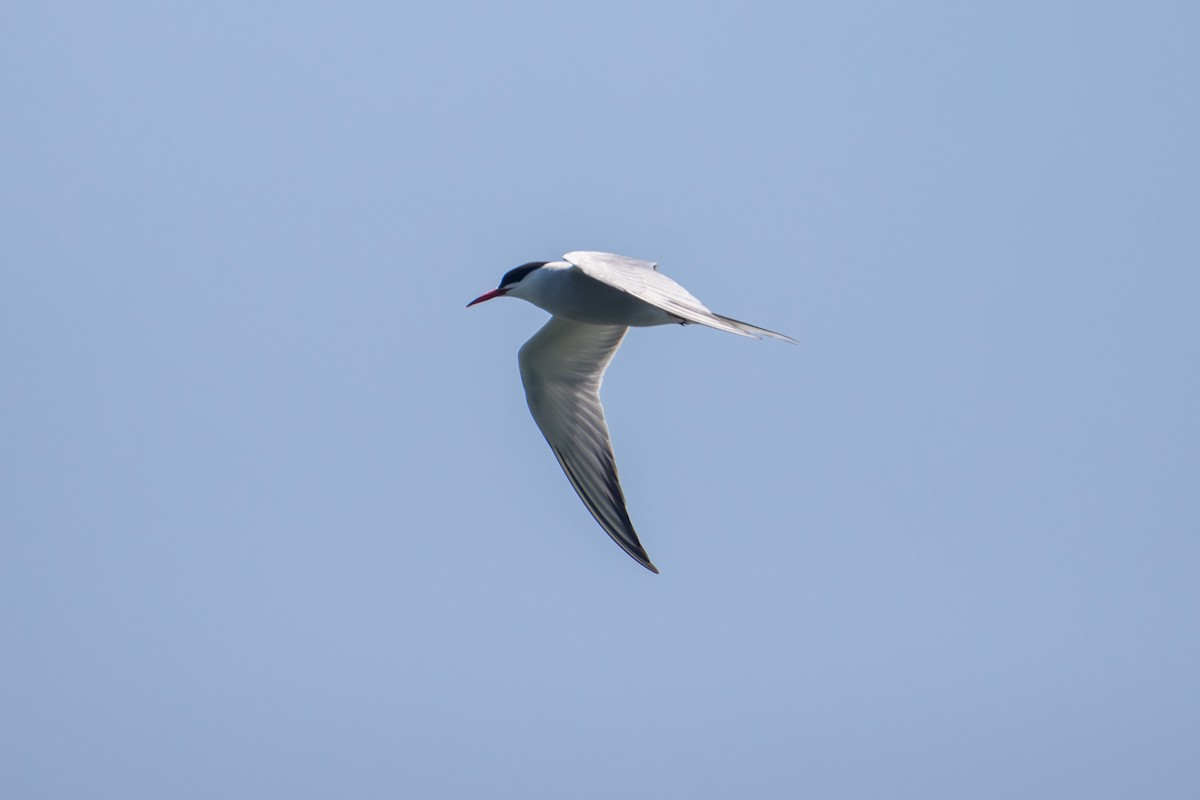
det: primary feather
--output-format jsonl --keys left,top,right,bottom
{"left": 563, "top": 251, "right": 797, "bottom": 343}
{"left": 518, "top": 317, "right": 658, "bottom": 573}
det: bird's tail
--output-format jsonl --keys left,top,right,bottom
{"left": 713, "top": 314, "right": 798, "bottom": 344}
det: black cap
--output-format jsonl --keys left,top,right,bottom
{"left": 499, "top": 262, "right": 548, "bottom": 288}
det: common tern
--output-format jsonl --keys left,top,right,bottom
{"left": 468, "top": 251, "right": 795, "bottom": 573}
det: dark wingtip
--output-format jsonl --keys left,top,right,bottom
{"left": 713, "top": 312, "right": 798, "bottom": 344}
{"left": 621, "top": 541, "right": 660, "bottom": 574}
{"left": 630, "top": 545, "right": 660, "bottom": 574}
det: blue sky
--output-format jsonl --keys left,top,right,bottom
{"left": 2, "top": 1, "right": 1197, "bottom": 797}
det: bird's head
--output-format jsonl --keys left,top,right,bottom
{"left": 467, "top": 261, "right": 549, "bottom": 307}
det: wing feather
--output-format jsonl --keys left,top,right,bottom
{"left": 518, "top": 317, "right": 658, "bottom": 573}
{"left": 563, "top": 251, "right": 795, "bottom": 342}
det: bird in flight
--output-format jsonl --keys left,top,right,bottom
{"left": 468, "top": 251, "right": 795, "bottom": 573}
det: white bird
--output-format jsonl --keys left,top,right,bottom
{"left": 468, "top": 251, "right": 795, "bottom": 573}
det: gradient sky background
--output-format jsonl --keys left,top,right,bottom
{"left": 3, "top": 1, "right": 1197, "bottom": 797}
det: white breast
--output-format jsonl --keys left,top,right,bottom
{"left": 510, "top": 264, "right": 680, "bottom": 327}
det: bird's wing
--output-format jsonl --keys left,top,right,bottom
{"left": 518, "top": 317, "right": 658, "bottom": 573}
{"left": 563, "top": 251, "right": 796, "bottom": 343}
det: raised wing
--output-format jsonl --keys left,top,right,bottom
{"left": 563, "top": 251, "right": 796, "bottom": 343}
{"left": 518, "top": 317, "right": 658, "bottom": 573}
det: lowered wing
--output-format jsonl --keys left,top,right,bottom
{"left": 517, "top": 317, "right": 658, "bottom": 573}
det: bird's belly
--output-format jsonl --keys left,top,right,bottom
{"left": 552, "top": 302, "right": 677, "bottom": 327}
{"left": 536, "top": 273, "right": 679, "bottom": 327}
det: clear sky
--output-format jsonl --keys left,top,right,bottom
{"left": 2, "top": 1, "right": 1197, "bottom": 797}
